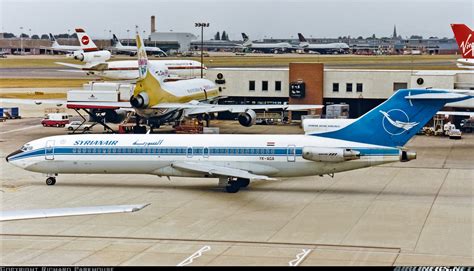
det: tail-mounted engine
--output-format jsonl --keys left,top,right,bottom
{"left": 302, "top": 147, "right": 360, "bottom": 162}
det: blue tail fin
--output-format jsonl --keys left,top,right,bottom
{"left": 312, "top": 89, "right": 472, "bottom": 147}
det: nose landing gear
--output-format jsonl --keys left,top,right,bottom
{"left": 46, "top": 177, "right": 56, "bottom": 186}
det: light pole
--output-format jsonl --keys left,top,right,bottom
{"left": 127, "top": 29, "right": 130, "bottom": 46}
{"left": 195, "top": 22, "right": 209, "bottom": 78}
{"left": 19, "top": 26, "right": 23, "bottom": 54}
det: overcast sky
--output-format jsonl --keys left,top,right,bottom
{"left": 1, "top": 0, "right": 473, "bottom": 40}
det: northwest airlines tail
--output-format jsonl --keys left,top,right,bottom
{"left": 451, "top": 24, "right": 473, "bottom": 58}
{"left": 75, "top": 28, "right": 98, "bottom": 52}
{"left": 112, "top": 34, "right": 123, "bottom": 47}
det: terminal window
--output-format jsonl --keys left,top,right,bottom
{"left": 333, "top": 83, "right": 339, "bottom": 92}
{"left": 275, "top": 81, "right": 282, "bottom": 91}
{"left": 356, "top": 83, "right": 363, "bottom": 92}
{"left": 262, "top": 81, "right": 268, "bottom": 91}
{"left": 249, "top": 80, "right": 255, "bottom": 91}
{"left": 393, "top": 82, "right": 408, "bottom": 91}
{"left": 346, "top": 83, "right": 353, "bottom": 92}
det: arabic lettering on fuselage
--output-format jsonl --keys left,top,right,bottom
{"left": 132, "top": 139, "right": 164, "bottom": 146}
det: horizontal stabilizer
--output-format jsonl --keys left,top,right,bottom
{"left": 0, "top": 204, "right": 150, "bottom": 222}
{"left": 0, "top": 98, "right": 65, "bottom": 106}
{"left": 172, "top": 162, "right": 277, "bottom": 181}
{"left": 405, "top": 93, "right": 469, "bottom": 100}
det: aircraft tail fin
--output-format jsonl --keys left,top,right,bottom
{"left": 112, "top": 34, "right": 122, "bottom": 47}
{"left": 75, "top": 28, "right": 98, "bottom": 51}
{"left": 311, "top": 89, "right": 472, "bottom": 147}
{"left": 241, "top": 33, "right": 251, "bottom": 46}
{"left": 298, "top": 33, "right": 307, "bottom": 42}
{"left": 451, "top": 24, "right": 474, "bottom": 58}
{"left": 130, "top": 33, "right": 169, "bottom": 109}
{"left": 49, "top": 33, "right": 60, "bottom": 47}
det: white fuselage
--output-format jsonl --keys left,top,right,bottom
{"left": 303, "top": 119, "right": 355, "bottom": 134}
{"left": 8, "top": 134, "right": 401, "bottom": 178}
{"left": 84, "top": 60, "right": 205, "bottom": 80}
{"left": 457, "top": 58, "right": 474, "bottom": 69}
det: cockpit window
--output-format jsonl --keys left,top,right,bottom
{"left": 20, "top": 144, "right": 33, "bottom": 151}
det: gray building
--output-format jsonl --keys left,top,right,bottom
{"left": 150, "top": 32, "right": 197, "bottom": 52}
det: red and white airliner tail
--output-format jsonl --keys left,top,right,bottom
{"left": 75, "top": 28, "right": 99, "bottom": 52}
{"left": 451, "top": 24, "right": 473, "bottom": 58}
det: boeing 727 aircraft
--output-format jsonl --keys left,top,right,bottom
{"left": 6, "top": 89, "right": 472, "bottom": 192}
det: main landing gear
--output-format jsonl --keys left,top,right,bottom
{"left": 225, "top": 177, "right": 250, "bottom": 193}
{"left": 46, "top": 177, "right": 56, "bottom": 186}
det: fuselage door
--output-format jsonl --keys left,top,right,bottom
{"left": 287, "top": 145, "right": 296, "bottom": 162}
{"left": 45, "top": 140, "right": 55, "bottom": 160}
{"left": 186, "top": 147, "right": 193, "bottom": 158}
{"left": 203, "top": 147, "right": 209, "bottom": 159}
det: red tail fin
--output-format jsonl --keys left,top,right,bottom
{"left": 451, "top": 24, "right": 473, "bottom": 58}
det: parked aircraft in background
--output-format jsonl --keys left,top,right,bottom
{"left": 241, "top": 33, "right": 293, "bottom": 54}
{"left": 451, "top": 23, "right": 474, "bottom": 70}
{"left": 45, "top": 33, "right": 82, "bottom": 53}
{"left": 6, "top": 89, "right": 472, "bottom": 192}
{"left": 297, "top": 33, "right": 350, "bottom": 54}
{"left": 66, "top": 34, "right": 323, "bottom": 129}
{"left": 45, "top": 28, "right": 111, "bottom": 63}
{"left": 56, "top": 59, "right": 205, "bottom": 80}
{"left": 110, "top": 34, "right": 167, "bottom": 56}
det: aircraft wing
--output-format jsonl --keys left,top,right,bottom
{"left": 152, "top": 102, "right": 323, "bottom": 115}
{"left": 66, "top": 101, "right": 133, "bottom": 109}
{"left": 0, "top": 204, "right": 149, "bottom": 222}
{"left": 0, "top": 99, "right": 134, "bottom": 111}
{"left": 1, "top": 98, "right": 66, "bottom": 106}
{"left": 171, "top": 161, "right": 277, "bottom": 181}
{"left": 437, "top": 111, "right": 474, "bottom": 117}
{"left": 56, "top": 62, "right": 109, "bottom": 70}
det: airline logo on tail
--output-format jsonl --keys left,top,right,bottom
{"left": 81, "top": 35, "right": 90, "bottom": 45}
{"left": 451, "top": 24, "right": 474, "bottom": 58}
{"left": 136, "top": 34, "right": 148, "bottom": 78}
{"left": 380, "top": 109, "right": 419, "bottom": 135}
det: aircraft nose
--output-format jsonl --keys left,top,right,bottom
{"left": 6, "top": 149, "right": 23, "bottom": 162}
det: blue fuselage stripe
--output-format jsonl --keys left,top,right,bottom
{"left": 9, "top": 146, "right": 399, "bottom": 161}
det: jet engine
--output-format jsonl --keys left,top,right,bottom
{"left": 69, "top": 50, "right": 111, "bottom": 63}
{"left": 104, "top": 109, "right": 127, "bottom": 123}
{"left": 130, "top": 92, "right": 149, "bottom": 109}
{"left": 237, "top": 109, "right": 256, "bottom": 127}
{"left": 302, "top": 147, "right": 360, "bottom": 162}
{"left": 89, "top": 109, "right": 127, "bottom": 124}
{"left": 400, "top": 150, "right": 416, "bottom": 162}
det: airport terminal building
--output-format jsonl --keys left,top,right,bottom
{"left": 207, "top": 64, "right": 474, "bottom": 119}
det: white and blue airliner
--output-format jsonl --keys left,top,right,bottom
{"left": 7, "top": 88, "right": 472, "bottom": 192}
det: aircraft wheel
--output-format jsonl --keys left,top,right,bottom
{"left": 46, "top": 177, "right": 56, "bottom": 186}
{"left": 237, "top": 178, "right": 250, "bottom": 188}
{"left": 225, "top": 181, "right": 240, "bottom": 193}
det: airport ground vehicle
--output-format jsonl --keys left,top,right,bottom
{"left": 41, "top": 113, "right": 69, "bottom": 127}
{"left": 460, "top": 119, "right": 474, "bottom": 133}
{"left": 448, "top": 129, "right": 462, "bottom": 139}
{"left": 65, "top": 121, "right": 93, "bottom": 131}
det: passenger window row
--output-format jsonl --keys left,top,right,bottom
{"left": 71, "top": 147, "right": 277, "bottom": 155}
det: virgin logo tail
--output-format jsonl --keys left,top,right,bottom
{"left": 451, "top": 24, "right": 473, "bottom": 58}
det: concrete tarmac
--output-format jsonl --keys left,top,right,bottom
{"left": 0, "top": 117, "right": 473, "bottom": 266}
